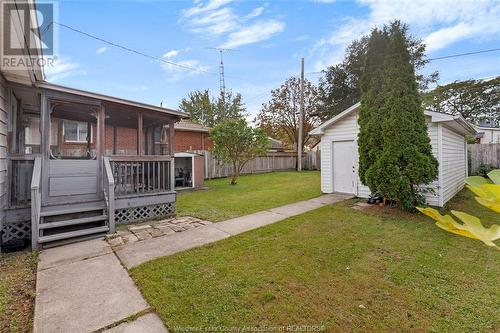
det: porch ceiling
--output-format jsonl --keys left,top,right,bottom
{"left": 9, "top": 81, "right": 187, "bottom": 129}
{"left": 36, "top": 81, "right": 188, "bottom": 119}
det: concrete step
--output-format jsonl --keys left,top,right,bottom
{"left": 38, "top": 226, "right": 110, "bottom": 244}
{"left": 39, "top": 215, "right": 108, "bottom": 230}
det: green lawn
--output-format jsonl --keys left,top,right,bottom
{"left": 0, "top": 251, "right": 38, "bottom": 333}
{"left": 131, "top": 189, "right": 500, "bottom": 332}
{"left": 176, "top": 171, "right": 321, "bottom": 221}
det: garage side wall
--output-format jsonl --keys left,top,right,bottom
{"left": 423, "top": 121, "right": 440, "bottom": 206}
{"left": 441, "top": 125, "right": 467, "bottom": 204}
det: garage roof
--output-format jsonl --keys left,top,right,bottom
{"left": 310, "top": 102, "right": 476, "bottom": 136}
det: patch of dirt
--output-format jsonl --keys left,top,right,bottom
{"left": 0, "top": 251, "right": 38, "bottom": 333}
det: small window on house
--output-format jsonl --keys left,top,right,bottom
{"left": 63, "top": 121, "right": 90, "bottom": 143}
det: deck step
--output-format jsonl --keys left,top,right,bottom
{"left": 38, "top": 226, "right": 110, "bottom": 244}
{"left": 41, "top": 201, "right": 106, "bottom": 217}
{"left": 39, "top": 215, "right": 108, "bottom": 230}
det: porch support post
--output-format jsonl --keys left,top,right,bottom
{"left": 152, "top": 125, "right": 156, "bottom": 155}
{"left": 168, "top": 119, "right": 175, "bottom": 191}
{"left": 112, "top": 125, "right": 117, "bottom": 155}
{"left": 137, "top": 112, "right": 143, "bottom": 156}
{"left": 96, "top": 104, "right": 105, "bottom": 197}
{"left": 86, "top": 121, "right": 91, "bottom": 157}
{"left": 40, "top": 93, "right": 50, "bottom": 204}
{"left": 168, "top": 120, "right": 175, "bottom": 156}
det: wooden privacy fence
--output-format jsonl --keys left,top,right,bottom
{"left": 193, "top": 150, "right": 321, "bottom": 179}
{"left": 468, "top": 143, "right": 500, "bottom": 174}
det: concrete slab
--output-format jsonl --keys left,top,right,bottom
{"left": 34, "top": 253, "right": 149, "bottom": 333}
{"left": 115, "top": 225, "right": 231, "bottom": 269}
{"left": 307, "top": 193, "right": 353, "bottom": 205}
{"left": 268, "top": 201, "right": 325, "bottom": 217}
{"left": 104, "top": 313, "right": 168, "bottom": 333}
{"left": 214, "top": 211, "right": 286, "bottom": 235}
{"left": 38, "top": 238, "right": 112, "bottom": 270}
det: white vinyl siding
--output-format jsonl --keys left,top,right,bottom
{"left": 441, "top": 125, "right": 466, "bottom": 204}
{"left": 320, "top": 112, "right": 358, "bottom": 193}
{"left": 317, "top": 109, "right": 468, "bottom": 207}
{"left": 422, "top": 120, "right": 440, "bottom": 206}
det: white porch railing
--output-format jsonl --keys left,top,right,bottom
{"left": 103, "top": 157, "right": 116, "bottom": 233}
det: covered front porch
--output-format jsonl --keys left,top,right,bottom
{"left": 5, "top": 81, "right": 186, "bottom": 249}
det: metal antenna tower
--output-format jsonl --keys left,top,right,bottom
{"left": 207, "top": 47, "right": 236, "bottom": 102}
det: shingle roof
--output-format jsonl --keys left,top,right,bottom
{"left": 174, "top": 120, "right": 210, "bottom": 132}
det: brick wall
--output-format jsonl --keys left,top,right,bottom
{"left": 174, "top": 130, "right": 212, "bottom": 152}
{"left": 54, "top": 120, "right": 140, "bottom": 156}
{"left": 50, "top": 120, "right": 211, "bottom": 156}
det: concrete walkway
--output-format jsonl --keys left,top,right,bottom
{"left": 33, "top": 193, "right": 351, "bottom": 332}
{"left": 33, "top": 238, "right": 168, "bottom": 333}
{"left": 115, "top": 193, "right": 352, "bottom": 269}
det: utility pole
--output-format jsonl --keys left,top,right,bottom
{"left": 298, "top": 58, "right": 304, "bottom": 172}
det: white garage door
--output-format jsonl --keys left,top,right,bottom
{"left": 333, "top": 140, "right": 356, "bottom": 194}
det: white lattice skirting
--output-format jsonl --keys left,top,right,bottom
{"left": 1, "top": 220, "right": 31, "bottom": 244}
{"left": 115, "top": 202, "right": 175, "bottom": 224}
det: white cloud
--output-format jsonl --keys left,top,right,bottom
{"left": 182, "top": 0, "right": 233, "bottom": 18}
{"left": 96, "top": 46, "right": 108, "bottom": 54}
{"left": 159, "top": 49, "right": 209, "bottom": 81}
{"left": 220, "top": 20, "right": 286, "bottom": 48}
{"left": 180, "top": 1, "right": 285, "bottom": 48}
{"left": 312, "top": 0, "right": 500, "bottom": 70}
{"left": 245, "top": 6, "right": 264, "bottom": 19}
{"left": 163, "top": 50, "right": 179, "bottom": 58}
{"left": 44, "top": 57, "right": 86, "bottom": 82}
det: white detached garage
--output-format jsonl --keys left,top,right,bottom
{"left": 310, "top": 102, "right": 476, "bottom": 207}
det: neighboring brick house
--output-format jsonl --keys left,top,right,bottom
{"left": 174, "top": 120, "right": 212, "bottom": 152}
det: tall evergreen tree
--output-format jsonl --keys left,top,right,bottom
{"left": 357, "top": 28, "right": 388, "bottom": 185}
{"left": 365, "top": 24, "right": 438, "bottom": 210}
{"left": 318, "top": 22, "right": 438, "bottom": 120}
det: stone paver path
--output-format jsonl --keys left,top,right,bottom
{"left": 108, "top": 216, "right": 212, "bottom": 248}
{"left": 115, "top": 193, "right": 352, "bottom": 268}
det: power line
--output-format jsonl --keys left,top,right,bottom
{"left": 427, "top": 47, "right": 500, "bottom": 61}
{"left": 306, "top": 47, "right": 500, "bottom": 76}
{"left": 45, "top": 21, "right": 233, "bottom": 78}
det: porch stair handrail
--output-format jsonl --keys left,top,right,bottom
{"left": 30, "top": 157, "right": 42, "bottom": 250}
{"left": 103, "top": 157, "right": 116, "bottom": 234}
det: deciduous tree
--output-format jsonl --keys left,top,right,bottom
{"left": 210, "top": 120, "right": 269, "bottom": 185}
{"left": 179, "top": 90, "right": 246, "bottom": 127}
{"left": 423, "top": 77, "right": 500, "bottom": 124}
{"left": 256, "top": 77, "right": 320, "bottom": 152}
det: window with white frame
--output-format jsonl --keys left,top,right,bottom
{"left": 63, "top": 120, "right": 91, "bottom": 143}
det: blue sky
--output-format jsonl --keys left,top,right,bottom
{"left": 45, "top": 0, "right": 500, "bottom": 119}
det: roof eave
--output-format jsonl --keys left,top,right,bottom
{"left": 35, "top": 81, "right": 188, "bottom": 118}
